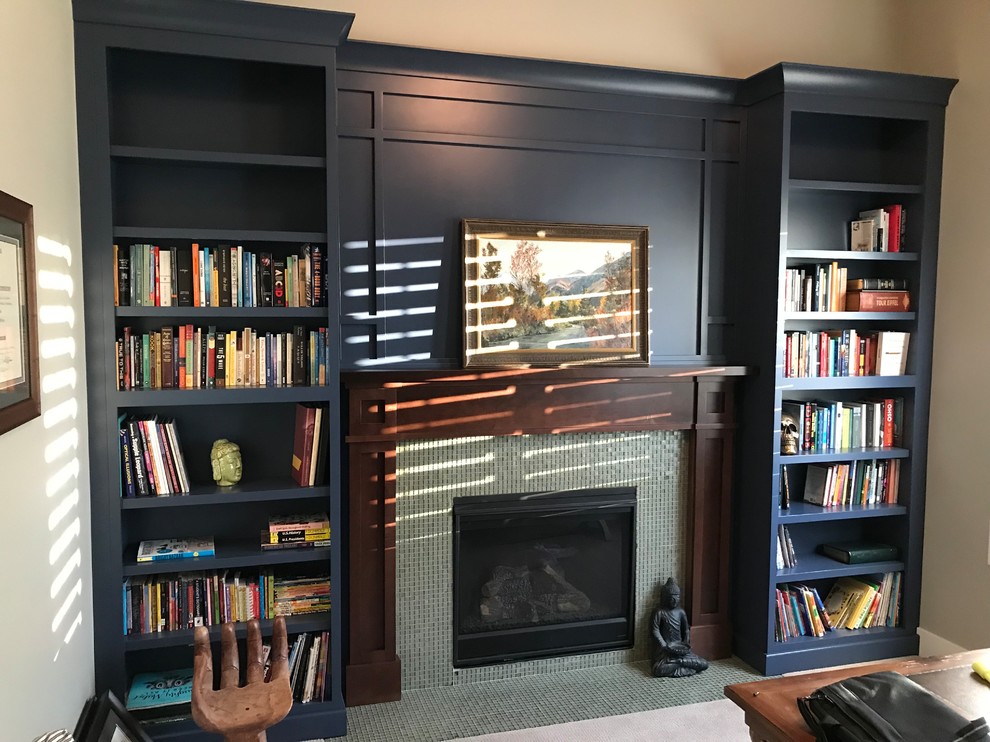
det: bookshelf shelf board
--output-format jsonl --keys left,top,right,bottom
{"left": 114, "top": 387, "right": 332, "bottom": 406}
{"left": 123, "top": 613, "right": 332, "bottom": 650}
{"left": 777, "top": 375, "right": 917, "bottom": 390}
{"left": 788, "top": 179, "right": 924, "bottom": 194}
{"left": 110, "top": 145, "right": 327, "bottom": 169}
{"left": 115, "top": 306, "right": 330, "bottom": 319}
{"left": 783, "top": 311, "right": 915, "bottom": 322}
{"left": 123, "top": 540, "right": 331, "bottom": 576}
{"left": 785, "top": 250, "right": 919, "bottom": 263}
{"left": 773, "top": 625, "right": 912, "bottom": 650}
{"left": 113, "top": 227, "right": 329, "bottom": 243}
{"left": 774, "top": 552, "right": 903, "bottom": 582}
{"left": 778, "top": 502, "right": 907, "bottom": 524}
{"left": 781, "top": 446, "right": 910, "bottom": 463}
{"left": 121, "top": 482, "right": 331, "bottom": 509}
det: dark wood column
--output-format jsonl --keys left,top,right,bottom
{"left": 343, "top": 366, "right": 747, "bottom": 705}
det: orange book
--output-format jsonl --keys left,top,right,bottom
{"left": 192, "top": 243, "right": 200, "bottom": 307}
{"left": 845, "top": 290, "right": 910, "bottom": 312}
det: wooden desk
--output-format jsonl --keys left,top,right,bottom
{"left": 725, "top": 649, "right": 990, "bottom": 742}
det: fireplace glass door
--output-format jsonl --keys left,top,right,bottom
{"left": 452, "top": 487, "right": 636, "bottom": 667}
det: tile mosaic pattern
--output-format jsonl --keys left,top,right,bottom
{"left": 339, "top": 657, "right": 762, "bottom": 741}
{"left": 395, "top": 432, "right": 689, "bottom": 690}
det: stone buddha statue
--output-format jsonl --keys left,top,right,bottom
{"left": 210, "top": 439, "right": 243, "bottom": 486}
{"left": 650, "top": 577, "right": 709, "bottom": 678}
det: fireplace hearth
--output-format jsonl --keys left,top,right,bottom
{"left": 452, "top": 488, "right": 636, "bottom": 667}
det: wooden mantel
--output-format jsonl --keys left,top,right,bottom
{"left": 343, "top": 365, "right": 748, "bottom": 706}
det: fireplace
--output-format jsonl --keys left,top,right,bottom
{"left": 344, "top": 367, "right": 740, "bottom": 705}
{"left": 452, "top": 488, "right": 636, "bottom": 667}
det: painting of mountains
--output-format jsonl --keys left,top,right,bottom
{"left": 463, "top": 220, "right": 649, "bottom": 366}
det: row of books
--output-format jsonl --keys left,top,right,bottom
{"left": 823, "top": 573, "right": 902, "bottom": 630}
{"left": 263, "top": 511, "right": 331, "bottom": 550}
{"left": 775, "top": 573, "right": 904, "bottom": 643}
{"left": 119, "top": 416, "right": 191, "bottom": 497}
{"left": 784, "top": 262, "right": 911, "bottom": 313}
{"left": 115, "top": 325, "right": 329, "bottom": 391}
{"left": 850, "top": 204, "right": 905, "bottom": 252}
{"left": 784, "top": 262, "right": 848, "bottom": 313}
{"left": 123, "top": 629, "right": 332, "bottom": 713}
{"left": 781, "top": 397, "right": 903, "bottom": 453}
{"left": 783, "top": 330, "right": 909, "bottom": 378}
{"left": 776, "top": 525, "right": 797, "bottom": 569}
{"left": 114, "top": 242, "right": 327, "bottom": 308}
{"left": 775, "top": 584, "right": 831, "bottom": 640}
{"left": 802, "top": 459, "right": 902, "bottom": 507}
{"left": 287, "top": 630, "right": 331, "bottom": 704}
{"left": 122, "top": 569, "right": 331, "bottom": 635}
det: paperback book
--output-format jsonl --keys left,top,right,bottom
{"left": 136, "top": 537, "right": 215, "bottom": 562}
{"left": 126, "top": 668, "right": 193, "bottom": 710}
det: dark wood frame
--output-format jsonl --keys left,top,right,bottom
{"left": 73, "top": 690, "right": 152, "bottom": 742}
{"left": 462, "top": 218, "right": 649, "bottom": 367}
{"left": 0, "top": 189, "right": 40, "bottom": 436}
{"left": 343, "top": 365, "right": 745, "bottom": 705}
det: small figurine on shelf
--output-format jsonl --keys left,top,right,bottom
{"left": 650, "top": 577, "right": 709, "bottom": 678}
{"left": 210, "top": 439, "right": 242, "bottom": 486}
{"left": 781, "top": 412, "right": 800, "bottom": 455}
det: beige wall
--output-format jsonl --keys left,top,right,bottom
{"left": 895, "top": 0, "right": 990, "bottom": 650}
{"left": 266, "top": 0, "right": 905, "bottom": 76}
{"left": 0, "top": 0, "right": 92, "bottom": 738}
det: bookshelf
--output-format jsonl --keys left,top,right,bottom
{"left": 73, "top": 1, "right": 353, "bottom": 739}
{"left": 731, "top": 65, "right": 956, "bottom": 674}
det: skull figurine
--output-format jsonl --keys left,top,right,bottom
{"left": 780, "top": 413, "right": 799, "bottom": 455}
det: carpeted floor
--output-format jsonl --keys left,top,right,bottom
{"left": 457, "top": 698, "right": 749, "bottom": 741}
{"left": 337, "top": 658, "right": 762, "bottom": 741}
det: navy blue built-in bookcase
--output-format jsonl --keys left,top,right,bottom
{"left": 73, "top": 1, "right": 353, "bottom": 738}
{"left": 728, "top": 66, "right": 956, "bottom": 674}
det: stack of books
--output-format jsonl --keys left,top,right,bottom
{"left": 262, "top": 512, "right": 330, "bottom": 551}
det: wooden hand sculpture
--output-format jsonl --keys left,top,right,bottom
{"left": 192, "top": 617, "right": 293, "bottom": 742}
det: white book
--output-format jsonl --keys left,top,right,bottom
{"left": 876, "top": 331, "right": 909, "bottom": 376}
{"left": 159, "top": 255, "right": 172, "bottom": 307}
{"left": 303, "top": 635, "right": 321, "bottom": 703}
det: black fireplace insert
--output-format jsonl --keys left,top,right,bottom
{"left": 452, "top": 487, "right": 636, "bottom": 667}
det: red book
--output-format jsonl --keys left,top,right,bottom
{"left": 290, "top": 404, "right": 318, "bottom": 486}
{"left": 883, "top": 398, "right": 895, "bottom": 448}
{"left": 884, "top": 204, "right": 903, "bottom": 252}
{"left": 845, "top": 290, "right": 910, "bottom": 312}
{"left": 153, "top": 245, "right": 161, "bottom": 306}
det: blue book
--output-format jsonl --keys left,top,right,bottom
{"left": 127, "top": 668, "right": 193, "bottom": 710}
{"left": 136, "top": 538, "right": 215, "bottom": 562}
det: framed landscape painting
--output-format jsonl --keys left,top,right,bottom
{"left": 462, "top": 219, "right": 649, "bottom": 367}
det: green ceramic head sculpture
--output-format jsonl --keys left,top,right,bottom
{"left": 211, "top": 438, "right": 242, "bottom": 486}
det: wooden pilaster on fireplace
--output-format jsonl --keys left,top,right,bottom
{"left": 343, "top": 366, "right": 747, "bottom": 706}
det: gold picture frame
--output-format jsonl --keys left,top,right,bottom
{"left": 462, "top": 218, "right": 649, "bottom": 367}
{"left": 0, "top": 189, "right": 40, "bottom": 435}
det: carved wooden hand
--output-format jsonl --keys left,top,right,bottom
{"left": 191, "top": 617, "right": 293, "bottom": 742}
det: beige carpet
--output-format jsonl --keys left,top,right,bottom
{"left": 453, "top": 699, "right": 750, "bottom": 741}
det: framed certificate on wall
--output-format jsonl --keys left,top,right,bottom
{"left": 0, "top": 189, "right": 40, "bottom": 436}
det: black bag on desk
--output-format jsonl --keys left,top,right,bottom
{"left": 797, "top": 670, "right": 990, "bottom": 742}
